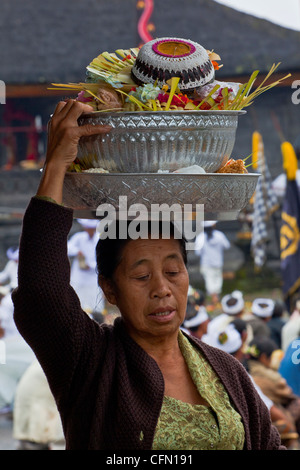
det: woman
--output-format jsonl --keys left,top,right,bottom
{"left": 12, "top": 100, "right": 283, "bottom": 450}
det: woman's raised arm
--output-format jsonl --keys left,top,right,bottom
{"left": 12, "top": 101, "right": 111, "bottom": 406}
{"left": 37, "top": 100, "right": 111, "bottom": 204}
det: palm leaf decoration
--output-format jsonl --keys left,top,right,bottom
{"left": 86, "top": 48, "right": 139, "bottom": 87}
{"left": 226, "top": 63, "right": 291, "bottom": 110}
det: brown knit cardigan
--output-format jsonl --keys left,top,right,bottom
{"left": 12, "top": 197, "right": 284, "bottom": 450}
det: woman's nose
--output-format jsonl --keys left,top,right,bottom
{"left": 150, "top": 274, "right": 171, "bottom": 298}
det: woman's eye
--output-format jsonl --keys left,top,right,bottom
{"left": 135, "top": 274, "right": 149, "bottom": 280}
{"left": 166, "top": 271, "right": 179, "bottom": 276}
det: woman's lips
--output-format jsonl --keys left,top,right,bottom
{"left": 148, "top": 308, "right": 176, "bottom": 322}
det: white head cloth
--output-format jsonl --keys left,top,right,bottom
{"left": 203, "top": 221, "right": 217, "bottom": 228}
{"left": 184, "top": 306, "right": 209, "bottom": 329}
{"left": 221, "top": 290, "right": 244, "bottom": 315}
{"left": 77, "top": 219, "right": 99, "bottom": 229}
{"left": 202, "top": 324, "right": 242, "bottom": 354}
{"left": 252, "top": 298, "right": 275, "bottom": 318}
{"left": 6, "top": 247, "right": 19, "bottom": 261}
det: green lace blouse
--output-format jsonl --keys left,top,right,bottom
{"left": 152, "top": 332, "right": 245, "bottom": 450}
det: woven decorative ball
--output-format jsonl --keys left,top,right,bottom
{"left": 131, "top": 37, "right": 215, "bottom": 92}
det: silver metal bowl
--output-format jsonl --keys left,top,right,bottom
{"left": 63, "top": 172, "right": 259, "bottom": 220}
{"left": 77, "top": 110, "right": 245, "bottom": 173}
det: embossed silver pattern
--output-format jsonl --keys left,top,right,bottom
{"left": 77, "top": 110, "right": 245, "bottom": 173}
{"left": 62, "top": 172, "right": 259, "bottom": 220}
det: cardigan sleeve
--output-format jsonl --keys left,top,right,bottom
{"left": 12, "top": 197, "right": 104, "bottom": 409}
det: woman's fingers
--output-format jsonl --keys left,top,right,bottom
{"left": 52, "top": 100, "right": 67, "bottom": 115}
{"left": 49, "top": 100, "right": 88, "bottom": 130}
{"left": 50, "top": 100, "right": 112, "bottom": 137}
{"left": 45, "top": 99, "right": 112, "bottom": 168}
{"left": 49, "top": 100, "right": 69, "bottom": 126}
{"left": 63, "top": 100, "right": 94, "bottom": 122}
{"left": 52, "top": 100, "right": 92, "bottom": 123}
{"left": 51, "top": 100, "right": 112, "bottom": 137}
{"left": 77, "top": 123, "right": 112, "bottom": 138}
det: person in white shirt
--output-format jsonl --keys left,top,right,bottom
{"left": 0, "top": 293, "right": 20, "bottom": 337}
{"left": 195, "top": 221, "right": 230, "bottom": 305}
{"left": 0, "top": 247, "right": 20, "bottom": 338}
{"left": 0, "top": 247, "right": 19, "bottom": 291}
{"left": 67, "top": 219, "right": 105, "bottom": 313}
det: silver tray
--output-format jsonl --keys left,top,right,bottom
{"left": 63, "top": 172, "right": 259, "bottom": 221}
{"left": 77, "top": 110, "right": 245, "bottom": 173}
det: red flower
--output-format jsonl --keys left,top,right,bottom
{"left": 171, "top": 94, "right": 185, "bottom": 106}
{"left": 157, "top": 92, "right": 192, "bottom": 107}
{"left": 176, "top": 93, "right": 190, "bottom": 105}
{"left": 157, "top": 93, "right": 169, "bottom": 103}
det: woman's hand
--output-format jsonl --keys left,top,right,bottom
{"left": 37, "top": 100, "right": 111, "bottom": 204}
{"left": 46, "top": 100, "right": 111, "bottom": 171}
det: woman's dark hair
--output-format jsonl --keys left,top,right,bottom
{"left": 96, "top": 219, "right": 188, "bottom": 280}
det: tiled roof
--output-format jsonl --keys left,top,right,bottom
{"left": 1, "top": 0, "right": 299, "bottom": 84}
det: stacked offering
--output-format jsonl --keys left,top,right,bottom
{"left": 54, "top": 37, "right": 289, "bottom": 218}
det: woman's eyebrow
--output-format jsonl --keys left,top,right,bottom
{"left": 129, "top": 253, "right": 182, "bottom": 271}
{"left": 165, "top": 253, "right": 182, "bottom": 261}
{"left": 129, "top": 259, "right": 148, "bottom": 271}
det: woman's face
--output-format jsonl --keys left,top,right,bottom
{"left": 105, "top": 237, "right": 189, "bottom": 343}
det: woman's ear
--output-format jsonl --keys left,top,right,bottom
{"left": 98, "top": 275, "right": 117, "bottom": 305}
